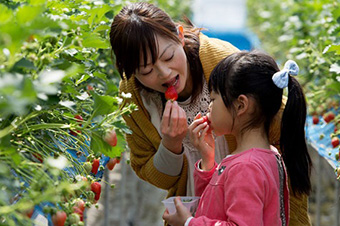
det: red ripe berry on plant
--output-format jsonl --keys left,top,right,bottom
{"left": 331, "top": 137, "right": 340, "bottom": 148}
{"left": 103, "top": 129, "right": 118, "bottom": 147}
{"left": 91, "top": 182, "right": 102, "bottom": 201}
{"left": 51, "top": 211, "right": 67, "bottom": 226}
{"left": 70, "top": 114, "right": 83, "bottom": 136}
{"left": 106, "top": 158, "right": 119, "bottom": 170}
{"left": 91, "top": 159, "right": 100, "bottom": 174}
{"left": 323, "top": 112, "right": 335, "bottom": 123}
{"left": 165, "top": 86, "right": 178, "bottom": 101}
{"left": 312, "top": 116, "right": 319, "bottom": 125}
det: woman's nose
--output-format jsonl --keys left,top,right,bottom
{"left": 155, "top": 62, "right": 171, "bottom": 78}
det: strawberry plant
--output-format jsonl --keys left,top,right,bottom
{"left": 247, "top": 0, "right": 340, "bottom": 180}
{"left": 0, "top": 0, "right": 192, "bottom": 224}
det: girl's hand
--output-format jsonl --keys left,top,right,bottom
{"left": 161, "top": 101, "right": 188, "bottom": 154}
{"left": 188, "top": 113, "right": 215, "bottom": 170}
{"left": 162, "top": 197, "right": 192, "bottom": 226}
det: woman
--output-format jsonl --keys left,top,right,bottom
{"left": 109, "top": 2, "right": 311, "bottom": 225}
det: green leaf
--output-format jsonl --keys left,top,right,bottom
{"left": 92, "top": 93, "right": 118, "bottom": 118}
{"left": 90, "top": 130, "right": 123, "bottom": 158}
{"left": 12, "top": 58, "right": 36, "bottom": 70}
{"left": 82, "top": 33, "right": 110, "bottom": 49}
{"left": 324, "top": 45, "right": 340, "bottom": 55}
{"left": 0, "top": 5, "right": 13, "bottom": 25}
{"left": 16, "top": 5, "right": 43, "bottom": 24}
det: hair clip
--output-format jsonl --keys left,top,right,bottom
{"left": 272, "top": 60, "right": 299, "bottom": 89}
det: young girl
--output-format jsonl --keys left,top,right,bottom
{"left": 110, "top": 2, "right": 310, "bottom": 225}
{"left": 163, "top": 51, "right": 312, "bottom": 225}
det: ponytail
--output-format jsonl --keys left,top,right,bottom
{"left": 280, "top": 76, "right": 312, "bottom": 195}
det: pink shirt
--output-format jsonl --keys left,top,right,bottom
{"left": 189, "top": 148, "right": 289, "bottom": 226}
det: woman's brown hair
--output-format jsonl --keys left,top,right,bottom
{"left": 109, "top": 2, "right": 204, "bottom": 102}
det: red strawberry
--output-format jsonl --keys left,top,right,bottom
{"left": 74, "top": 199, "right": 85, "bottom": 212}
{"left": 70, "top": 114, "right": 83, "bottom": 136}
{"left": 73, "top": 207, "right": 84, "bottom": 221}
{"left": 91, "top": 182, "right": 102, "bottom": 201}
{"left": 165, "top": 86, "right": 178, "bottom": 101}
{"left": 331, "top": 137, "right": 339, "bottom": 148}
{"left": 202, "top": 116, "right": 210, "bottom": 124}
{"left": 52, "top": 211, "right": 67, "bottom": 226}
{"left": 323, "top": 112, "right": 335, "bottom": 123}
{"left": 87, "top": 85, "right": 94, "bottom": 91}
{"left": 74, "top": 114, "right": 83, "bottom": 123}
{"left": 25, "top": 208, "right": 34, "bottom": 218}
{"left": 312, "top": 116, "right": 319, "bottom": 125}
{"left": 106, "top": 158, "right": 118, "bottom": 170}
{"left": 103, "top": 129, "right": 117, "bottom": 147}
{"left": 91, "top": 159, "right": 100, "bottom": 174}
{"left": 33, "top": 153, "right": 43, "bottom": 163}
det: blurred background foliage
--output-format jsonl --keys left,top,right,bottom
{"left": 247, "top": 0, "right": 340, "bottom": 114}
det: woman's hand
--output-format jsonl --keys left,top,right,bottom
{"left": 161, "top": 101, "right": 188, "bottom": 154}
{"left": 162, "top": 197, "right": 192, "bottom": 226}
{"left": 188, "top": 113, "right": 215, "bottom": 170}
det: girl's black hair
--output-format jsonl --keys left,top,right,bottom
{"left": 109, "top": 2, "right": 204, "bottom": 102}
{"left": 209, "top": 50, "right": 312, "bottom": 195}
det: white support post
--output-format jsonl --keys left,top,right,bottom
{"left": 316, "top": 153, "right": 322, "bottom": 226}
{"left": 104, "top": 167, "right": 109, "bottom": 226}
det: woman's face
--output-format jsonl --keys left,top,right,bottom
{"left": 135, "top": 33, "right": 189, "bottom": 98}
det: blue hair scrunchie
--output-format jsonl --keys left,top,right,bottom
{"left": 272, "top": 60, "right": 299, "bottom": 89}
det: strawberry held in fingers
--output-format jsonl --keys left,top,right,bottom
{"left": 165, "top": 85, "right": 178, "bottom": 101}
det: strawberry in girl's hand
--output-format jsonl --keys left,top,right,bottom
{"left": 91, "top": 159, "right": 100, "bottom": 174}
{"left": 165, "top": 86, "right": 178, "bottom": 101}
{"left": 194, "top": 113, "right": 210, "bottom": 125}
{"left": 202, "top": 116, "right": 210, "bottom": 124}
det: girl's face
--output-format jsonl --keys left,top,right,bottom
{"left": 135, "top": 33, "right": 189, "bottom": 99}
{"left": 207, "top": 91, "right": 234, "bottom": 137}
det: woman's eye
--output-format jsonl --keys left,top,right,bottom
{"left": 165, "top": 54, "right": 174, "bottom": 61}
{"left": 141, "top": 69, "right": 153, "bottom": 76}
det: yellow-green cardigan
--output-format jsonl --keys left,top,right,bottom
{"left": 119, "top": 33, "right": 310, "bottom": 226}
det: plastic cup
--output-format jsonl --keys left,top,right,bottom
{"left": 162, "top": 196, "right": 200, "bottom": 215}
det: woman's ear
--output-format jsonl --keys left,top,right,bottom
{"left": 236, "top": 94, "right": 249, "bottom": 116}
{"left": 177, "top": 25, "right": 185, "bottom": 46}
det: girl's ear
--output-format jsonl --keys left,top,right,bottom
{"left": 236, "top": 94, "right": 249, "bottom": 116}
{"left": 177, "top": 25, "right": 185, "bottom": 46}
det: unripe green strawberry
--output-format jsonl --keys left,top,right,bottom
{"left": 103, "top": 129, "right": 117, "bottom": 147}
{"left": 83, "top": 162, "right": 92, "bottom": 174}
{"left": 68, "top": 213, "right": 80, "bottom": 224}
